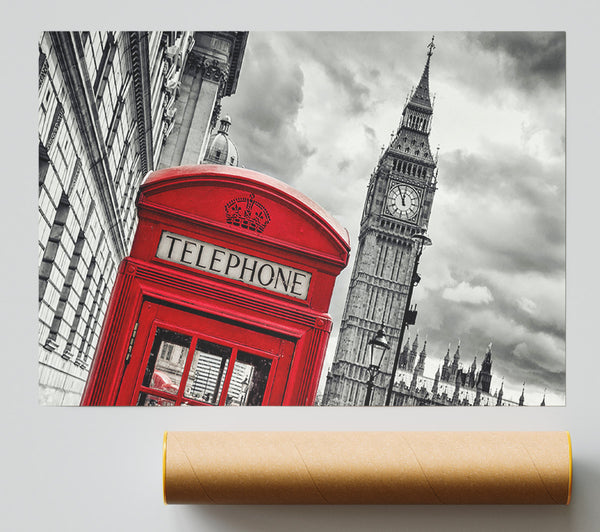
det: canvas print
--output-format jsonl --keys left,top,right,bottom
{"left": 38, "top": 31, "right": 565, "bottom": 406}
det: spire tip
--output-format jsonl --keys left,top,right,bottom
{"left": 427, "top": 35, "right": 436, "bottom": 58}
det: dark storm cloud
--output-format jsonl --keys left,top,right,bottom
{"left": 287, "top": 32, "right": 373, "bottom": 114}
{"left": 419, "top": 289, "right": 565, "bottom": 396}
{"left": 500, "top": 348, "right": 566, "bottom": 393}
{"left": 219, "top": 32, "right": 565, "bottom": 403}
{"left": 471, "top": 272, "right": 565, "bottom": 336}
{"left": 438, "top": 147, "right": 565, "bottom": 275}
{"left": 468, "top": 32, "right": 565, "bottom": 92}
{"left": 224, "top": 36, "right": 316, "bottom": 182}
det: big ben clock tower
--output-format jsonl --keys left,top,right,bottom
{"left": 323, "top": 38, "right": 438, "bottom": 406}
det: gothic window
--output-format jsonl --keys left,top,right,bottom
{"left": 76, "top": 262, "right": 113, "bottom": 368}
{"left": 405, "top": 147, "right": 410, "bottom": 153}
{"left": 115, "top": 139, "right": 131, "bottom": 185}
{"left": 45, "top": 231, "right": 85, "bottom": 357}
{"left": 64, "top": 248, "right": 95, "bottom": 359}
{"left": 415, "top": 150, "right": 420, "bottom": 157}
{"left": 93, "top": 33, "right": 117, "bottom": 101}
{"left": 39, "top": 194, "right": 69, "bottom": 302}
{"left": 39, "top": 50, "right": 49, "bottom": 90}
{"left": 39, "top": 141, "right": 50, "bottom": 187}
{"left": 106, "top": 95, "right": 126, "bottom": 150}
{"left": 41, "top": 87, "right": 51, "bottom": 114}
{"left": 46, "top": 101, "right": 64, "bottom": 151}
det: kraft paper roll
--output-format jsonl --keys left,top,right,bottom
{"left": 163, "top": 431, "right": 572, "bottom": 505}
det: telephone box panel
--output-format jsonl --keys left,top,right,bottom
{"left": 82, "top": 165, "right": 350, "bottom": 406}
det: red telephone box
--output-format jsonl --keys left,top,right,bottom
{"left": 81, "top": 165, "right": 350, "bottom": 406}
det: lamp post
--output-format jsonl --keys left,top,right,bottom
{"left": 385, "top": 232, "right": 432, "bottom": 406}
{"left": 364, "top": 327, "right": 391, "bottom": 406}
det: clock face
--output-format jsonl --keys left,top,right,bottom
{"left": 386, "top": 184, "right": 420, "bottom": 220}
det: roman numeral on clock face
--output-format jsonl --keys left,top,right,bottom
{"left": 386, "top": 184, "right": 420, "bottom": 220}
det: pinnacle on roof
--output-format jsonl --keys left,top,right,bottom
{"left": 444, "top": 346, "right": 450, "bottom": 362}
{"left": 484, "top": 342, "right": 493, "bottom": 362}
{"left": 407, "top": 36, "right": 435, "bottom": 113}
{"left": 403, "top": 335, "right": 411, "bottom": 352}
{"left": 412, "top": 332, "right": 419, "bottom": 349}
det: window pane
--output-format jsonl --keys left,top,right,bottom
{"left": 143, "top": 327, "right": 192, "bottom": 396}
{"left": 184, "top": 339, "right": 232, "bottom": 405}
{"left": 137, "top": 392, "right": 175, "bottom": 406}
{"left": 226, "top": 351, "right": 272, "bottom": 406}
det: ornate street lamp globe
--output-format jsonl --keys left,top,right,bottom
{"left": 203, "top": 115, "right": 240, "bottom": 167}
{"left": 368, "top": 328, "right": 390, "bottom": 370}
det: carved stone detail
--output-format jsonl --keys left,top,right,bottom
{"left": 46, "top": 102, "right": 64, "bottom": 150}
{"left": 39, "top": 54, "right": 49, "bottom": 89}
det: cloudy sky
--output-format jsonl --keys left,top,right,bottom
{"left": 222, "top": 32, "right": 566, "bottom": 405}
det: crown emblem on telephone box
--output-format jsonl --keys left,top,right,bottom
{"left": 224, "top": 193, "right": 271, "bottom": 233}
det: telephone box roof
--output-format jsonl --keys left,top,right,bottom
{"left": 142, "top": 165, "right": 350, "bottom": 249}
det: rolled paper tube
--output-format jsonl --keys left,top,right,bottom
{"left": 163, "top": 431, "right": 572, "bottom": 505}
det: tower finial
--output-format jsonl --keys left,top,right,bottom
{"left": 427, "top": 35, "right": 436, "bottom": 58}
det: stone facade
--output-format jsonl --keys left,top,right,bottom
{"left": 38, "top": 31, "right": 247, "bottom": 405}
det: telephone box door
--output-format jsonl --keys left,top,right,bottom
{"left": 115, "top": 301, "right": 295, "bottom": 406}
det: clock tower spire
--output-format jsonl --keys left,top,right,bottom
{"left": 323, "top": 38, "right": 438, "bottom": 406}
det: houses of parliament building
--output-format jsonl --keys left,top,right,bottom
{"left": 322, "top": 39, "right": 531, "bottom": 407}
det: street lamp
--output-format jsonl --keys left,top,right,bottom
{"left": 364, "top": 327, "right": 390, "bottom": 406}
{"left": 385, "top": 232, "right": 432, "bottom": 405}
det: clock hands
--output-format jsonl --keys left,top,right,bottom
{"left": 389, "top": 184, "right": 418, "bottom": 219}
{"left": 400, "top": 187, "right": 407, "bottom": 206}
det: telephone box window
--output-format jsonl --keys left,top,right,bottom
{"left": 137, "top": 392, "right": 176, "bottom": 406}
{"left": 143, "top": 327, "right": 192, "bottom": 396}
{"left": 184, "top": 339, "right": 232, "bottom": 405}
{"left": 226, "top": 351, "right": 272, "bottom": 406}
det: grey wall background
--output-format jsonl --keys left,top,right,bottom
{"left": 2, "top": 1, "right": 599, "bottom": 530}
